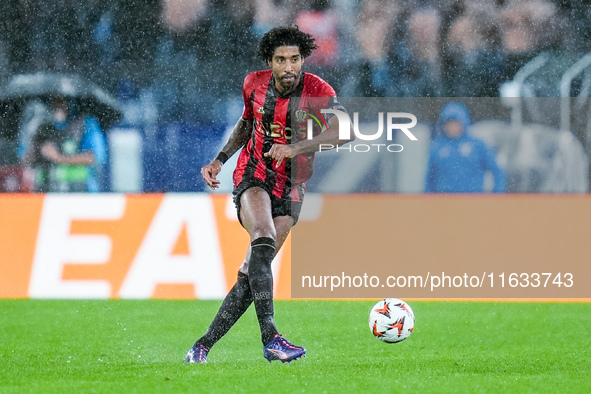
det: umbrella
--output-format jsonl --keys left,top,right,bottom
{"left": 0, "top": 72, "right": 123, "bottom": 129}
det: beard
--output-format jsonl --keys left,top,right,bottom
{"left": 277, "top": 72, "right": 300, "bottom": 93}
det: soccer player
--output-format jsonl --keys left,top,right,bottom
{"left": 185, "top": 26, "right": 352, "bottom": 364}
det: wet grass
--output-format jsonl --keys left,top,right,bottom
{"left": 0, "top": 299, "right": 589, "bottom": 393}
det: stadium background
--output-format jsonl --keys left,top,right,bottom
{"left": 0, "top": 0, "right": 591, "bottom": 193}
{"left": 0, "top": 2, "right": 589, "bottom": 392}
{"left": 0, "top": 0, "right": 590, "bottom": 299}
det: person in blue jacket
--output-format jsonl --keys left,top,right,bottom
{"left": 425, "top": 102, "right": 507, "bottom": 193}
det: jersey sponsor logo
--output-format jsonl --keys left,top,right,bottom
{"left": 260, "top": 106, "right": 328, "bottom": 141}
{"left": 262, "top": 123, "right": 303, "bottom": 140}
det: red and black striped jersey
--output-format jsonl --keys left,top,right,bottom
{"left": 233, "top": 70, "right": 344, "bottom": 201}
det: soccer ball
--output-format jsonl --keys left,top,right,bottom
{"left": 369, "top": 298, "right": 415, "bottom": 343}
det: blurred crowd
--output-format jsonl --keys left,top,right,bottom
{"left": 0, "top": 0, "right": 588, "bottom": 125}
{"left": 0, "top": 0, "right": 589, "bottom": 193}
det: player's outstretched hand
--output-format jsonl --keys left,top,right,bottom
{"left": 264, "top": 144, "right": 297, "bottom": 168}
{"left": 201, "top": 160, "right": 222, "bottom": 190}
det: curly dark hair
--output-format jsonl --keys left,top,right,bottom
{"left": 258, "top": 26, "right": 318, "bottom": 62}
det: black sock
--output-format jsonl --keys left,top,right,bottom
{"left": 196, "top": 272, "right": 253, "bottom": 350}
{"left": 248, "top": 237, "right": 279, "bottom": 345}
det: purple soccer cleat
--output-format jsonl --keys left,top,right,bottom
{"left": 263, "top": 334, "right": 306, "bottom": 363}
{"left": 184, "top": 344, "right": 209, "bottom": 364}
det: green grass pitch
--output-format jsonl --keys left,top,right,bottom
{"left": 0, "top": 299, "right": 589, "bottom": 393}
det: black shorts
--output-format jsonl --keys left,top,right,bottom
{"left": 232, "top": 178, "right": 304, "bottom": 226}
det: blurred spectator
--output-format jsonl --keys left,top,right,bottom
{"left": 161, "top": 0, "right": 208, "bottom": 31}
{"left": 0, "top": 1, "right": 15, "bottom": 85}
{"left": 425, "top": 102, "right": 507, "bottom": 193}
{"left": 499, "top": 0, "right": 565, "bottom": 83}
{"left": 22, "top": 97, "right": 107, "bottom": 192}
{"left": 0, "top": 0, "right": 34, "bottom": 75}
{"left": 116, "top": 79, "right": 158, "bottom": 129}
{"left": 89, "top": 3, "right": 119, "bottom": 89}
{"left": 445, "top": 4, "right": 505, "bottom": 97}
{"left": 392, "top": 6, "right": 445, "bottom": 97}
{"left": 154, "top": 0, "right": 257, "bottom": 124}
{"left": 559, "top": 0, "right": 591, "bottom": 52}
{"left": 253, "top": 0, "right": 298, "bottom": 37}
{"left": 294, "top": 0, "right": 341, "bottom": 90}
{"left": 27, "top": 1, "right": 94, "bottom": 75}
{"left": 110, "top": 0, "right": 161, "bottom": 90}
{"left": 354, "top": 0, "right": 400, "bottom": 96}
